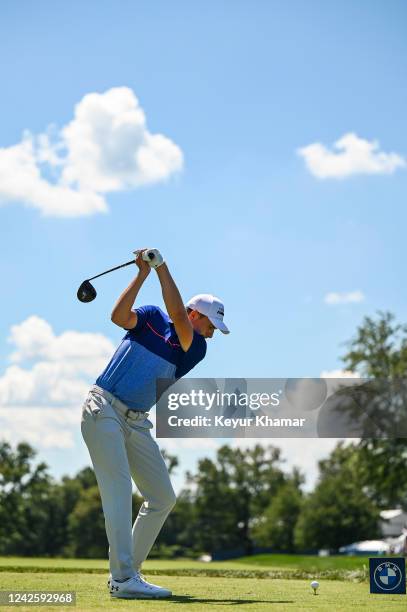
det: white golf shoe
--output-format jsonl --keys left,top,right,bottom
{"left": 108, "top": 572, "right": 172, "bottom": 599}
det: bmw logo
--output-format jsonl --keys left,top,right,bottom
{"left": 373, "top": 562, "right": 403, "bottom": 591}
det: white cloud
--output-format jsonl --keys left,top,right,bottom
{"left": 298, "top": 132, "right": 406, "bottom": 179}
{"left": 0, "top": 138, "right": 107, "bottom": 217}
{"left": 0, "top": 408, "right": 79, "bottom": 449}
{"left": 0, "top": 315, "right": 116, "bottom": 452}
{"left": 320, "top": 369, "right": 360, "bottom": 379}
{"left": 61, "top": 88, "right": 183, "bottom": 192}
{"left": 0, "top": 315, "right": 115, "bottom": 406}
{"left": 0, "top": 87, "right": 183, "bottom": 217}
{"left": 8, "top": 315, "right": 114, "bottom": 368}
{"left": 324, "top": 290, "right": 365, "bottom": 305}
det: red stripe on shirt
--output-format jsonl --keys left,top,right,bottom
{"left": 146, "top": 322, "right": 181, "bottom": 348}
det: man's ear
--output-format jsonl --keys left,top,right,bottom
{"left": 190, "top": 310, "right": 203, "bottom": 321}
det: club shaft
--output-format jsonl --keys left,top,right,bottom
{"left": 88, "top": 259, "right": 135, "bottom": 281}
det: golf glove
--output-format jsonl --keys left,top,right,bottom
{"left": 141, "top": 248, "right": 165, "bottom": 269}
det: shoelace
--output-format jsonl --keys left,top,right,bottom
{"left": 133, "top": 573, "right": 155, "bottom": 590}
{"left": 109, "top": 573, "right": 162, "bottom": 592}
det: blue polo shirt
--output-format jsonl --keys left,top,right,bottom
{"left": 95, "top": 305, "right": 207, "bottom": 411}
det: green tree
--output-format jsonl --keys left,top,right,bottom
{"left": 252, "top": 475, "right": 303, "bottom": 552}
{"left": 342, "top": 311, "right": 407, "bottom": 378}
{"left": 0, "top": 441, "right": 59, "bottom": 555}
{"left": 66, "top": 485, "right": 108, "bottom": 558}
{"left": 50, "top": 468, "right": 98, "bottom": 556}
{"left": 185, "top": 444, "right": 289, "bottom": 555}
{"left": 342, "top": 311, "right": 407, "bottom": 509}
{"left": 294, "top": 443, "right": 380, "bottom": 551}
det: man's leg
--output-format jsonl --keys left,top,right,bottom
{"left": 81, "top": 392, "right": 134, "bottom": 581}
{"left": 125, "top": 425, "right": 176, "bottom": 571}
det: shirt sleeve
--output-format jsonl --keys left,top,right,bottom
{"left": 123, "top": 304, "right": 158, "bottom": 332}
{"left": 175, "top": 332, "right": 207, "bottom": 378}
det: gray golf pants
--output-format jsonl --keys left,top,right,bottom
{"left": 81, "top": 384, "right": 176, "bottom": 580}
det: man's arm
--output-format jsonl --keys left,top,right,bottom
{"left": 111, "top": 252, "right": 150, "bottom": 329}
{"left": 155, "top": 263, "right": 194, "bottom": 352}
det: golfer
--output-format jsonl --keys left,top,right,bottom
{"left": 81, "top": 248, "right": 229, "bottom": 599}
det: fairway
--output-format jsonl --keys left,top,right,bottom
{"left": 0, "top": 556, "right": 406, "bottom": 611}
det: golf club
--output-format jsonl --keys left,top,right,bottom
{"left": 77, "top": 250, "right": 156, "bottom": 303}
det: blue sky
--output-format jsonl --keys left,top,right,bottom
{"left": 0, "top": 0, "right": 406, "bottom": 493}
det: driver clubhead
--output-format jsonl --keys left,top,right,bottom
{"left": 77, "top": 280, "right": 97, "bottom": 303}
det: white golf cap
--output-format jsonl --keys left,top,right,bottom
{"left": 186, "top": 294, "right": 230, "bottom": 334}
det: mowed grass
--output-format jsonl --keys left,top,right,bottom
{"left": 0, "top": 556, "right": 406, "bottom": 611}
{"left": 1, "top": 571, "right": 406, "bottom": 611}
{"left": 0, "top": 553, "right": 381, "bottom": 572}
{"left": 235, "top": 553, "right": 383, "bottom": 571}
